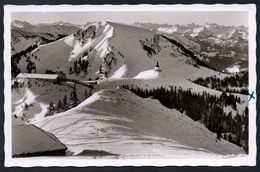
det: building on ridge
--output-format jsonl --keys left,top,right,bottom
{"left": 154, "top": 61, "right": 162, "bottom": 72}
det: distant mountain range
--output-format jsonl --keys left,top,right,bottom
{"left": 133, "top": 22, "right": 248, "bottom": 72}
{"left": 11, "top": 20, "right": 32, "bottom": 28}
{"left": 11, "top": 20, "right": 81, "bottom": 28}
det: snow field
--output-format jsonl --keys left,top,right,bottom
{"left": 28, "top": 37, "right": 73, "bottom": 73}
{"left": 226, "top": 65, "right": 240, "bottom": 74}
{"left": 34, "top": 88, "right": 244, "bottom": 158}
{"left": 109, "top": 64, "right": 127, "bottom": 79}
{"left": 133, "top": 70, "right": 159, "bottom": 80}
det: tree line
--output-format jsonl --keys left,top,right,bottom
{"left": 121, "top": 84, "right": 248, "bottom": 152}
{"left": 45, "top": 86, "right": 91, "bottom": 116}
{"left": 192, "top": 71, "right": 248, "bottom": 95}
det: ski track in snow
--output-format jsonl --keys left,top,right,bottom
{"left": 36, "top": 112, "right": 210, "bottom": 158}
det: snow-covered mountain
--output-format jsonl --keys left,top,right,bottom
{"left": 11, "top": 21, "right": 248, "bottom": 158}
{"left": 12, "top": 20, "right": 248, "bottom": 73}
{"left": 11, "top": 20, "right": 80, "bottom": 55}
{"left": 183, "top": 24, "right": 214, "bottom": 38}
{"left": 14, "top": 21, "right": 227, "bottom": 81}
{"left": 229, "top": 29, "right": 248, "bottom": 40}
{"left": 11, "top": 20, "right": 32, "bottom": 29}
{"left": 157, "top": 27, "right": 177, "bottom": 34}
{"left": 157, "top": 26, "right": 177, "bottom": 34}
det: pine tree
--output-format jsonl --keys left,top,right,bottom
{"left": 217, "top": 132, "right": 222, "bottom": 140}
{"left": 62, "top": 95, "right": 68, "bottom": 111}
{"left": 69, "top": 67, "right": 73, "bottom": 74}
{"left": 223, "top": 133, "right": 227, "bottom": 140}
{"left": 74, "top": 60, "right": 78, "bottom": 73}
{"left": 243, "top": 106, "right": 249, "bottom": 153}
{"left": 27, "top": 61, "right": 32, "bottom": 73}
{"left": 228, "top": 134, "right": 233, "bottom": 143}
{"left": 70, "top": 85, "right": 79, "bottom": 108}
{"left": 78, "top": 57, "right": 82, "bottom": 67}
{"left": 57, "top": 99, "right": 62, "bottom": 112}
{"left": 236, "top": 130, "right": 242, "bottom": 146}
{"left": 47, "top": 101, "right": 54, "bottom": 116}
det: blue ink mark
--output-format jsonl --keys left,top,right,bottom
{"left": 249, "top": 91, "right": 255, "bottom": 101}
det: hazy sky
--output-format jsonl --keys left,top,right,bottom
{"left": 11, "top": 11, "right": 248, "bottom": 27}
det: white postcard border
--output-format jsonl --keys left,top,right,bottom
{"left": 4, "top": 4, "right": 257, "bottom": 167}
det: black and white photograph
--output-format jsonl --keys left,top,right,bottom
{"left": 4, "top": 4, "right": 256, "bottom": 166}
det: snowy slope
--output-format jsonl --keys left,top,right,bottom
{"left": 17, "top": 37, "right": 74, "bottom": 74}
{"left": 11, "top": 37, "right": 39, "bottom": 55}
{"left": 34, "top": 88, "right": 244, "bottom": 158}
{"left": 107, "top": 22, "right": 219, "bottom": 78}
